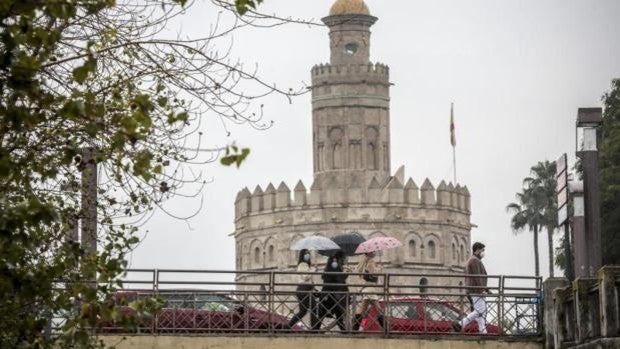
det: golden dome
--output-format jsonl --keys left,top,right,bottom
{"left": 329, "top": 0, "right": 370, "bottom": 16}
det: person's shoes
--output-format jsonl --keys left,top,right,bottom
{"left": 352, "top": 314, "right": 363, "bottom": 332}
{"left": 377, "top": 314, "right": 385, "bottom": 329}
{"left": 452, "top": 321, "right": 462, "bottom": 332}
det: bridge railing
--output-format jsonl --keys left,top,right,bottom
{"left": 52, "top": 269, "right": 542, "bottom": 338}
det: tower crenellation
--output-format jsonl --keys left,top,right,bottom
{"left": 234, "top": 170, "right": 471, "bottom": 221}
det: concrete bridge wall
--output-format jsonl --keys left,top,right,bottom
{"left": 101, "top": 335, "right": 542, "bottom": 349}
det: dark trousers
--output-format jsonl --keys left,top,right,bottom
{"left": 313, "top": 293, "right": 347, "bottom": 331}
{"left": 288, "top": 287, "right": 318, "bottom": 328}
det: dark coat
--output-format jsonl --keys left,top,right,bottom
{"left": 465, "top": 255, "right": 489, "bottom": 294}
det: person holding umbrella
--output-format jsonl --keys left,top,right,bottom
{"left": 313, "top": 251, "right": 349, "bottom": 332}
{"left": 352, "top": 251, "right": 382, "bottom": 331}
{"left": 287, "top": 249, "right": 319, "bottom": 329}
{"left": 289, "top": 236, "right": 340, "bottom": 330}
{"left": 352, "top": 236, "right": 402, "bottom": 331}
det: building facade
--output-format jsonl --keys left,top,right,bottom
{"left": 233, "top": 0, "right": 472, "bottom": 292}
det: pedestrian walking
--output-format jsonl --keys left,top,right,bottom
{"left": 453, "top": 242, "right": 490, "bottom": 334}
{"left": 352, "top": 252, "right": 383, "bottom": 331}
{"left": 288, "top": 249, "right": 319, "bottom": 329}
{"left": 313, "top": 251, "right": 349, "bottom": 332}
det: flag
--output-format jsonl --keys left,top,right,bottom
{"left": 450, "top": 102, "right": 456, "bottom": 147}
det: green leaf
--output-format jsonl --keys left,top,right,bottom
{"left": 220, "top": 146, "right": 251, "bottom": 168}
{"left": 72, "top": 57, "right": 97, "bottom": 84}
{"left": 234, "top": 0, "right": 264, "bottom": 15}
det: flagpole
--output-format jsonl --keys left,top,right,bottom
{"left": 453, "top": 141, "right": 457, "bottom": 184}
{"left": 451, "top": 102, "right": 457, "bottom": 184}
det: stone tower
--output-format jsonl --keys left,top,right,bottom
{"left": 233, "top": 0, "right": 473, "bottom": 293}
{"left": 312, "top": 1, "right": 390, "bottom": 188}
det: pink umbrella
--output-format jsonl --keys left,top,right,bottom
{"left": 355, "top": 236, "right": 402, "bottom": 254}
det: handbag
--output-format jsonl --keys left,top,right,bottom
{"left": 362, "top": 269, "right": 378, "bottom": 283}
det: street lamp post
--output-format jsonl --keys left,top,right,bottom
{"left": 569, "top": 181, "right": 587, "bottom": 278}
{"left": 575, "top": 108, "right": 603, "bottom": 277}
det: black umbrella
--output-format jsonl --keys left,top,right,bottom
{"left": 319, "top": 232, "right": 366, "bottom": 256}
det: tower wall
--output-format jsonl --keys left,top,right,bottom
{"left": 311, "top": 63, "right": 391, "bottom": 187}
{"left": 234, "top": 172, "right": 472, "bottom": 292}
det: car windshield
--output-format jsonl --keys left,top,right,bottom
{"left": 424, "top": 302, "right": 461, "bottom": 322}
{"left": 385, "top": 302, "right": 417, "bottom": 320}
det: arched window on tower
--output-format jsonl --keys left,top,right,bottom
{"left": 268, "top": 245, "right": 275, "bottom": 263}
{"left": 254, "top": 247, "right": 261, "bottom": 266}
{"left": 367, "top": 143, "right": 377, "bottom": 170}
{"left": 408, "top": 240, "right": 416, "bottom": 258}
{"left": 366, "top": 127, "right": 378, "bottom": 170}
{"left": 329, "top": 127, "right": 344, "bottom": 169}
{"left": 452, "top": 243, "right": 457, "bottom": 261}
{"left": 427, "top": 240, "right": 436, "bottom": 259}
{"left": 419, "top": 277, "right": 429, "bottom": 296}
{"left": 460, "top": 245, "right": 465, "bottom": 263}
{"left": 349, "top": 140, "right": 362, "bottom": 169}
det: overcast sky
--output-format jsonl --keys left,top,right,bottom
{"left": 127, "top": 0, "right": 620, "bottom": 280}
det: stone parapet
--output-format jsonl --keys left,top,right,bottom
{"left": 549, "top": 266, "right": 620, "bottom": 349}
{"left": 311, "top": 63, "right": 389, "bottom": 82}
{"left": 544, "top": 278, "right": 570, "bottom": 349}
{"left": 598, "top": 266, "right": 620, "bottom": 337}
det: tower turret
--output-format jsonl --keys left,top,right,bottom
{"left": 312, "top": 0, "right": 391, "bottom": 189}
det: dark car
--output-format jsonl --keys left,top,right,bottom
{"left": 100, "top": 290, "right": 297, "bottom": 333}
{"left": 360, "top": 297, "right": 499, "bottom": 334}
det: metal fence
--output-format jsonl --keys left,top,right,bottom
{"left": 54, "top": 269, "right": 542, "bottom": 338}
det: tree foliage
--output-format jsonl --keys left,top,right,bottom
{"left": 600, "top": 78, "right": 620, "bottom": 266}
{"left": 0, "top": 0, "right": 309, "bottom": 347}
{"left": 507, "top": 161, "right": 557, "bottom": 277}
{"left": 523, "top": 161, "right": 558, "bottom": 277}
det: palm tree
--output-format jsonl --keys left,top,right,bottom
{"left": 506, "top": 189, "right": 545, "bottom": 277}
{"left": 523, "top": 161, "right": 558, "bottom": 277}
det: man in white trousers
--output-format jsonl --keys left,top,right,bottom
{"left": 453, "top": 242, "right": 489, "bottom": 334}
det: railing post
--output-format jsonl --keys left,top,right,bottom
{"left": 268, "top": 271, "right": 275, "bottom": 334}
{"left": 553, "top": 287, "right": 567, "bottom": 348}
{"left": 544, "top": 277, "right": 569, "bottom": 349}
{"left": 153, "top": 269, "right": 159, "bottom": 335}
{"left": 243, "top": 291, "right": 250, "bottom": 333}
{"left": 383, "top": 273, "right": 389, "bottom": 337}
{"left": 498, "top": 275, "right": 505, "bottom": 336}
{"left": 346, "top": 288, "right": 351, "bottom": 332}
{"left": 574, "top": 278, "right": 598, "bottom": 343}
{"left": 598, "top": 266, "right": 620, "bottom": 337}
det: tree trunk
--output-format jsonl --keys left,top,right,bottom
{"left": 534, "top": 225, "right": 540, "bottom": 277}
{"left": 548, "top": 226, "right": 555, "bottom": 277}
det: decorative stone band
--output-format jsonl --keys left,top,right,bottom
{"left": 311, "top": 62, "right": 389, "bottom": 78}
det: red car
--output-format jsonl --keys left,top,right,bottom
{"left": 360, "top": 297, "right": 499, "bottom": 334}
{"left": 101, "top": 291, "right": 296, "bottom": 333}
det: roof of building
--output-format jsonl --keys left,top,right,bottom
{"left": 329, "top": 0, "right": 370, "bottom": 16}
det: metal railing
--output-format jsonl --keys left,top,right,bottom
{"left": 53, "top": 269, "right": 542, "bottom": 338}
